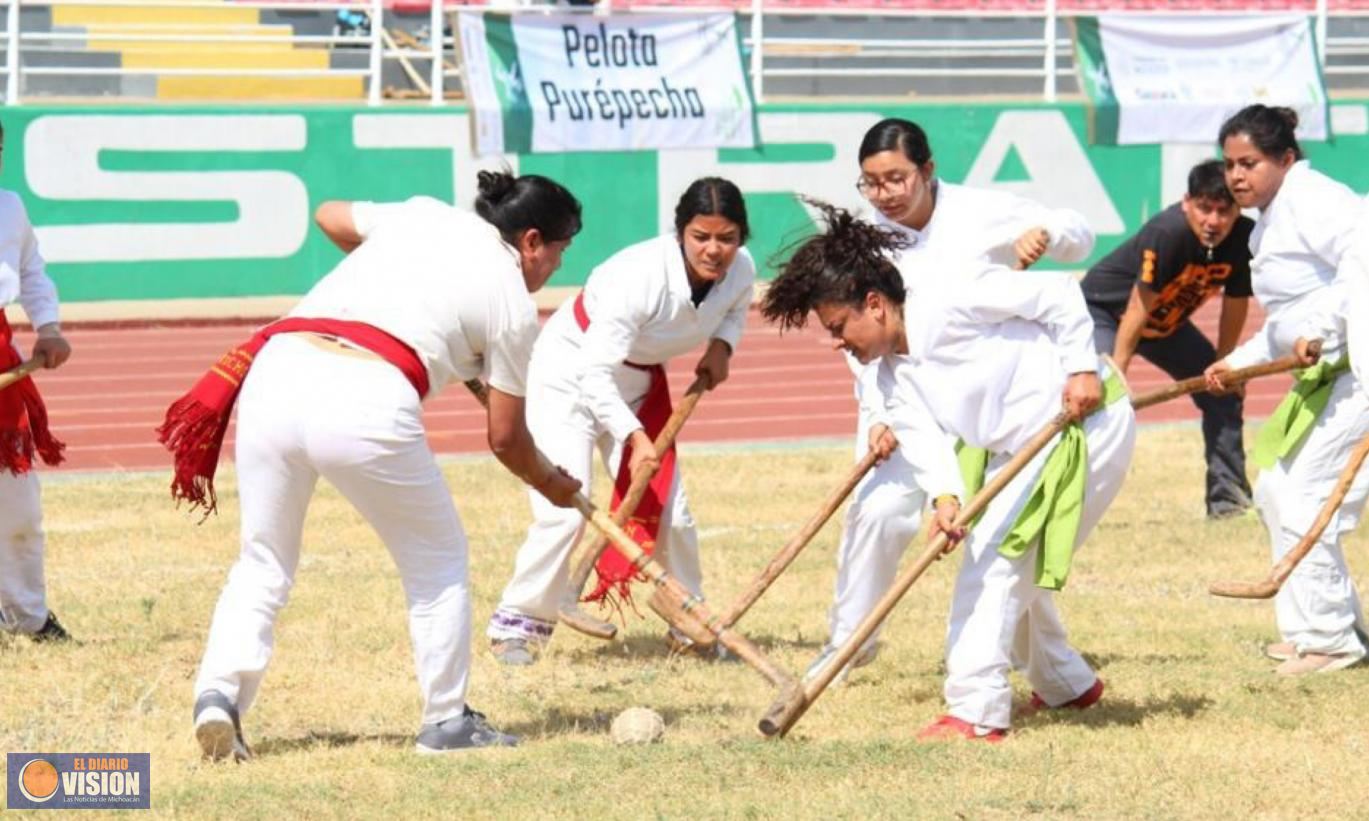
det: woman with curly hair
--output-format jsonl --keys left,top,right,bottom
{"left": 807, "top": 118, "right": 1097, "bottom": 687}
{"left": 763, "top": 202, "right": 1134, "bottom": 742}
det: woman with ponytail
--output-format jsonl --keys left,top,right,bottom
{"left": 764, "top": 201, "right": 1135, "bottom": 742}
{"left": 486, "top": 177, "right": 755, "bottom": 664}
{"left": 171, "top": 171, "right": 584, "bottom": 759}
{"left": 1204, "top": 104, "right": 1369, "bottom": 675}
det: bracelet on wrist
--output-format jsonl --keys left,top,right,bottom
{"left": 932, "top": 494, "right": 959, "bottom": 508}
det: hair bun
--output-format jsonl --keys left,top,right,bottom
{"left": 476, "top": 170, "right": 516, "bottom": 205}
{"left": 1272, "top": 106, "right": 1300, "bottom": 131}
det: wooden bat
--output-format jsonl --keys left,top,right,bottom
{"left": 1209, "top": 429, "right": 1369, "bottom": 599}
{"left": 1129, "top": 345, "right": 1317, "bottom": 411}
{"left": 558, "top": 377, "right": 708, "bottom": 640}
{"left": 758, "top": 411, "right": 1074, "bottom": 739}
{"left": 704, "top": 449, "right": 881, "bottom": 640}
{"left": 0, "top": 359, "right": 41, "bottom": 392}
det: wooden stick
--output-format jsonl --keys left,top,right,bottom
{"left": 461, "top": 378, "right": 790, "bottom": 687}
{"left": 382, "top": 27, "right": 431, "bottom": 96}
{"left": 557, "top": 377, "right": 709, "bottom": 640}
{"left": 1130, "top": 347, "right": 1315, "bottom": 411}
{"left": 1209, "top": 429, "right": 1369, "bottom": 599}
{"left": 707, "top": 449, "right": 881, "bottom": 637}
{"left": 758, "top": 411, "right": 1073, "bottom": 739}
{"left": 0, "top": 359, "right": 40, "bottom": 392}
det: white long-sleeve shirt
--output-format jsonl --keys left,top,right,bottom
{"left": 539, "top": 233, "right": 755, "bottom": 442}
{"left": 875, "top": 264, "right": 1099, "bottom": 455}
{"left": 856, "top": 181, "right": 1096, "bottom": 416}
{"left": 1226, "top": 161, "right": 1362, "bottom": 370}
{"left": 1342, "top": 202, "right": 1369, "bottom": 386}
{"left": 875, "top": 179, "right": 1096, "bottom": 284}
{"left": 0, "top": 190, "right": 59, "bottom": 327}
{"left": 290, "top": 196, "right": 539, "bottom": 399}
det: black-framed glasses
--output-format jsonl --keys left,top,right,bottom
{"left": 855, "top": 174, "right": 912, "bottom": 196}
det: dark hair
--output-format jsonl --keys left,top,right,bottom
{"left": 858, "top": 118, "right": 932, "bottom": 166}
{"left": 1187, "top": 159, "right": 1235, "bottom": 204}
{"left": 673, "top": 176, "right": 750, "bottom": 243}
{"left": 475, "top": 170, "right": 582, "bottom": 245}
{"left": 1218, "top": 105, "right": 1303, "bottom": 161}
{"left": 761, "top": 201, "right": 906, "bottom": 331}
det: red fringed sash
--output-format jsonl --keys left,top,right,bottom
{"left": 571, "top": 292, "right": 678, "bottom": 609}
{"left": 156, "top": 318, "right": 429, "bottom": 514}
{"left": 0, "top": 315, "right": 64, "bottom": 475}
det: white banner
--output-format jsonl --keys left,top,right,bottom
{"left": 458, "top": 12, "right": 756, "bottom": 155}
{"left": 1074, "top": 15, "right": 1328, "bottom": 145}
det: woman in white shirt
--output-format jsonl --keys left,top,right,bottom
{"left": 763, "top": 202, "right": 1134, "bottom": 742}
{"left": 1204, "top": 105, "right": 1369, "bottom": 676}
{"left": 810, "top": 117, "right": 1097, "bottom": 685}
{"left": 166, "top": 171, "right": 584, "bottom": 760}
{"left": 487, "top": 177, "right": 755, "bottom": 664}
{"left": 0, "top": 116, "right": 74, "bottom": 645}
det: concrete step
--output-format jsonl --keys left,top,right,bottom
{"left": 156, "top": 74, "right": 363, "bottom": 99}
{"left": 51, "top": 4, "right": 261, "bottom": 27}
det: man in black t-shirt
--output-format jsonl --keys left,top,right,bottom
{"left": 1082, "top": 159, "right": 1255, "bottom": 519}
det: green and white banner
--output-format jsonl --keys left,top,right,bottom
{"left": 458, "top": 12, "right": 756, "bottom": 155}
{"left": 10, "top": 101, "right": 1369, "bottom": 302}
{"left": 1075, "top": 14, "right": 1328, "bottom": 145}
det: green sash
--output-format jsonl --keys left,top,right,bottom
{"left": 997, "top": 370, "right": 1127, "bottom": 591}
{"left": 1251, "top": 357, "right": 1351, "bottom": 469}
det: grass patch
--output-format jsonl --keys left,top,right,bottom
{"left": 4, "top": 426, "right": 1368, "bottom": 818}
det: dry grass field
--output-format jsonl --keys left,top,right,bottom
{"left": 3, "top": 425, "right": 1369, "bottom": 819}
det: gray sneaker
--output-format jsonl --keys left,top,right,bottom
{"left": 490, "top": 638, "right": 536, "bottom": 666}
{"left": 802, "top": 641, "right": 880, "bottom": 686}
{"left": 193, "top": 690, "right": 251, "bottom": 762}
{"left": 415, "top": 706, "right": 519, "bottom": 754}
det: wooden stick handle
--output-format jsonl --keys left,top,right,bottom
{"left": 1131, "top": 348, "right": 1313, "bottom": 411}
{"left": 0, "top": 359, "right": 41, "bottom": 393}
{"left": 760, "top": 411, "right": 1072, "bottom": 738}
{"left": 715, "top": 448, "right": 881, "bottom": 631}
{"left": 1210, "top": 428, "right": 1369, "bottom": 599}
{"left": 563, "top": 377, "right": 709, "bottom": 596}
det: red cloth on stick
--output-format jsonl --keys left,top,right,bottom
{"left": 571, "top": 292, "right": 678, "bottom": 609}
{"left": 156, "top": 318, "right": 429, "bottom": 514}
{"left": 0, "top": 314, "right": 64, "bottom": 475}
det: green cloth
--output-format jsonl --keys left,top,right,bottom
{"left": 956, "top": 441, "right": 989, "bottom": 527}
{"left": 996, "top": 369, "right": 1128, "bottom": 591}
{"left": 1252, "top": 357, "right": 1351, "bottom": 469}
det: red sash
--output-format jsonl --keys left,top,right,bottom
{"left": 572, "top": 291, "right": 678, "bottom": 608}
{"left": 157, "top": 318, "right": 429, "bottom": 515}
{"left": 0, "top": 315, "right": 64, "bottom": 475}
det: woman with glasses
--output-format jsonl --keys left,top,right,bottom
{"left": 805, "top": 117, "right": 1097, "bottom": 685}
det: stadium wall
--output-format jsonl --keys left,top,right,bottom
{"left": 13, "top": 100, "right": 1369, "bottom": 303}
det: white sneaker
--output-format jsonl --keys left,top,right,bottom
{"left": 802, "top": 642, "right": 880, "bottom": 686}
{"left": 193, "top": 691, "right": 251, "bottom": 762}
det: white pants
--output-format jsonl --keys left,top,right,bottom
{"left": 1256, "top": 371, "right": 1369, "bottom": 657}
{"left": 488, "top": 346, "right": 702, "bottom": 643}
{"left": 824, "top": 405, "right": 926, "bottom": 653}
{"left": 0, "top": 469, "right": 48, "bottom": 633}
{"left": 194, "top": 335, "right": 471, "bottom": 726}
{"left": 944, "top": 399, "right": 1136, "bottom": 730}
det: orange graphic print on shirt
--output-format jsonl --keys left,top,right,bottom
{"left": 1142, "top": 261, "right": 1233, "bottom": 339}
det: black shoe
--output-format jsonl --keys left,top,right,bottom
{"left": 193, "top": 690, "right": 251, "bottom": 762}
{"left": 415, "top": 706, "right": 519, "bottom": 754}
{"left": 30, "top": 612, "right": 71, "bottom": 643}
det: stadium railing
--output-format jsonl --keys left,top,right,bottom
{"left": 1, "top": 0, "right": 1366, "bottom": 104}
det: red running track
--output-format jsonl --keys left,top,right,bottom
{"left": 14, "top": 300, "right": 1282, "bottom": 473}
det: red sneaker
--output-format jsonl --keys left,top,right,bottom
{"left": 1027, "top": 678, "right": 1105, "bottom": 713}
{"left": 915, "top": 714, "right": 1007, "bottom": 743}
